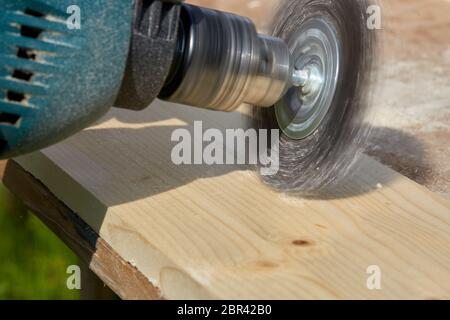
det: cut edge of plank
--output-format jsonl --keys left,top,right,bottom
{"left": 14, "top": 152, "right": 219, "bottom": 299}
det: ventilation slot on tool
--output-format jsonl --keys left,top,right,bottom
{"left": 0, "top": 112, "right": 21, "bottom": 125}
{"left": 21, "top": 8, "right": 45, "bottom": 39}
{"left": 12, "top": 69, "right": 33, "bottom": 82}
{"left": 4, "top": 8, "right": 47, "bottom": 123}
{"left": 6, "top": 90, "right": 25, "bottom": 103}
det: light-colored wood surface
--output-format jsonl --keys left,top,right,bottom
{"left": 15, "top": 101, "right": 450, "bottom": 299}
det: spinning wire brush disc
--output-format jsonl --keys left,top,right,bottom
{"left": 256, "top": 0, "right": 376, "bottom": 194}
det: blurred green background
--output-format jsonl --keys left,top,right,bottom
{"left": 0, "top": 184, "right": 79, "bottom": 299}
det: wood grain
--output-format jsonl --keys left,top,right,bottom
{"left": 13, "top": 101, "right": 450, "bottom": 299}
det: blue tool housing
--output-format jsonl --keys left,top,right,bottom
{"left": 0, "top": 0, "right": 133, "bottom": 158}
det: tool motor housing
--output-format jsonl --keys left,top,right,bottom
{"left": 0, "top": 0, "right": 134, "bottom": 159}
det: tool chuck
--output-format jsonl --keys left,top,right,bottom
{"left": 159, "top": 4, "right": 293, "bottom": 111}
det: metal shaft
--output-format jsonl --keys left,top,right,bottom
{"left": 159, "top": 4, "right": 293, "bottom": 111}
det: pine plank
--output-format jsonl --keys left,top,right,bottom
{"left": 14, "top": 101, "right": 450, "bottom": 299}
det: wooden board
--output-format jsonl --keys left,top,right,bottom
{"left": 14, "top": 101, "right": 450, "bottom": 299}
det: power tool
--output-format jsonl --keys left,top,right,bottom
{"left": 0, "top": 0, "right": 375, "bottom": 192}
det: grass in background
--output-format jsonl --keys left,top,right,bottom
{"left": 0, "top": 184, "right": 79, "bottom": 299}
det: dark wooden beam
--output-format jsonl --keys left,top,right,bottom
{"left": 0, "top": 160, "right": 160, "bottom": 300}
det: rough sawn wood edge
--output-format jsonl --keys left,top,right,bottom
{"left": 0, "top": 160, "right": 161, "bottom": 300}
